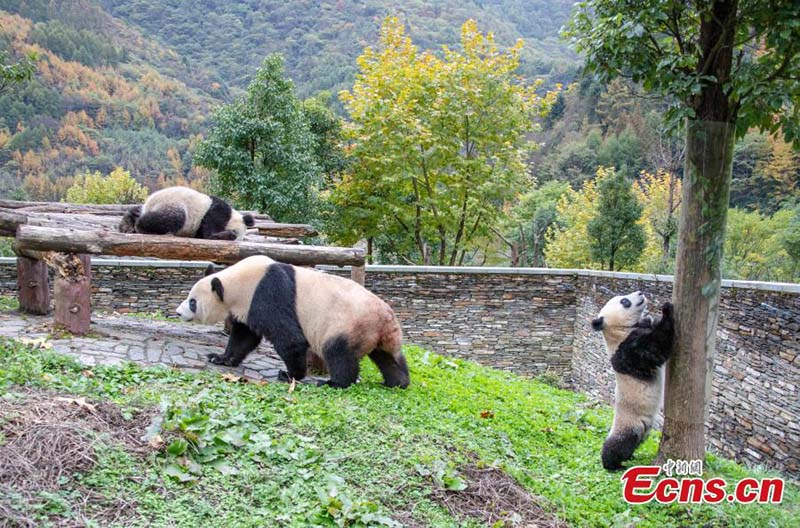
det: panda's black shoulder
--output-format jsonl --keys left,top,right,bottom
{"left": 195, "top": 196, "right": 233, "bottom": 237}
{"left": 610, "top": 327, "right": 663, "bottom": 381}
{"left": 251, "top": 263, "right": 297, "bottom": 306}
{"left": 247, "top": 262, "right": 301, "bottom": 337}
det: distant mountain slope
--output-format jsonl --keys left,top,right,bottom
{"left": 99, "top": 0, "right": 578, "bottom": 99}
{"left": 0, "top": 1, "right": 222, "bottom": 199}
{"left": 0, "top": 0, "right": 579, "bottom": 200}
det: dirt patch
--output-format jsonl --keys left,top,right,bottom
{"left": 0, "top": 389, "right": 153, "bottom": 528}
{"left": 430, "top": 463, "right": 567, "bottom": 528}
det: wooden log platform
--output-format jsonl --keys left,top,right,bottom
{"left": 15, "top": 225, "right": 365, "bottom": 267}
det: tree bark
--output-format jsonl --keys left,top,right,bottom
{"left": 660, "top": 120, "right": 736, "bottom": 464}
{"left": 15, "top": 225, "right": 365, "bottom": 267}
{"left": 16, "top": 256, "right": 50, "bottom": 314}
{"left": 658, "top": 0, "right": 738, "bottom": 465}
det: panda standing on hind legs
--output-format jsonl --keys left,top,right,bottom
{"left": 176, "top": 255, "right": 410, "bottom": 389}
{"left": 591, "top": 291, "right": 675, "bottom": 470}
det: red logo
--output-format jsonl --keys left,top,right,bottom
{"left": 621, "top": 464, "right": 784, "bottom": 504}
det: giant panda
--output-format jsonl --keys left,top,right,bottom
{"left": 119, "top": 186, "right": 255, "bottom": 240}
{"left": 591, "top": 290, "right": 674, "bottom": 470}
{"left": 176, "top": 255, "right": 409, "bottom": 389}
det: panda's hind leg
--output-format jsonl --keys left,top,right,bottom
{"left": 135, "top": 207, "right": 185, "bottom": 235}
{"left": 369, "top": 349, "right": 410, "bottom": 388}
{"left": 319, "top": 335, "right": 359, "bottom": 389}
{"left": 601, "top": 426, "right": 645, "bottom": 470}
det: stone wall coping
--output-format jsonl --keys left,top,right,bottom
{"left": 0, "top": 256, "right": 213, "bottom": 269}
{"left": 2, "top": 257, "right": 799, "bottom": 293}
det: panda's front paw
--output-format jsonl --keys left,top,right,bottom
{"left": 207, "top": 353, "right": 230, "bottom": 365}
{"left": 661, "top": 302, "right": 674, "bottom": 319}
{"left": 277, "top": 370, "right": 292, "bottom": 383}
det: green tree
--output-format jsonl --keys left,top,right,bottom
{"left": 724, "top": 207, "right": 797, "bottom": 282}
{"left": 779, "top": 202, "right": 800, "bottom": 278}
{"left": 331, "top": 17, "right": 555, "bottom": 265}
{"left": 587, "top": 169, "right": 645, "bottom": 271}
{"left": 504, "top": 181, "right": 570, "bottom": 267}
{"left": 301, "top": 92, "right": 347, "bottom": 183}
{"left": 567, "top": 0, "right": 800, "bottom": 462}
{"left": 0, "top": 49, "right": 36, "bottom": 94}
{"left": 544, "top": 167, "right": 606, "bottom": 269}
{"left": 194, "top": 54, "right": 321, "bottom": 223}
{"left": 65, "top": 167, "right": 148, "bottom": 204}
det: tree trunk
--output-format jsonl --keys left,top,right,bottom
{"left": 659, "top": 121, "right": 736, "bottom": 464}
{"left": 16, "top": 256, "right": 49, "bottom": 314}
{"left": 658, "top": 0, "right": 738, "bottom": 465}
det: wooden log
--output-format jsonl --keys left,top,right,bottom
{"left": 2, "top": 200, "right": 273, "bottom": 221}
{"left": 255, "top": 222, "right": 317, "bottom": 237}
{"left": 49, "top": 253, "right": 92, "bottom": 335}
{"left": 350, "top": 264, "right": 366, "bottom": 286}
{"left": 16, "top": 256, "right": 50, "bottom": 314}
{"left": 0, "top": 209, "right": 28, "bottom": 237}
{"left": 0, "top": 200, "right": 135, "bottom": 214}
{"left": 16, "top": 225, "right": 366, "bottom": 267}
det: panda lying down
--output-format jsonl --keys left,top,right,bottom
{"left": 592, "top": 291, "right": 674, "bottom": 470}
{"left": 177, "top": 255, "right": 410, "bottom": 389}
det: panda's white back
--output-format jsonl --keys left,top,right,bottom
{"left": 293, "top": 266, "right": 391, "bottom": 357}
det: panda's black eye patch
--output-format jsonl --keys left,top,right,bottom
{"left": 189, "top": 299, "right": 197, "bottom": 312}
{"left": 620, "top": 298, "right": 632, "bottom": 308}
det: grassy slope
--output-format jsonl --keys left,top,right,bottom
{"left": 0, "top": 338, "right": 797, "bottom": 527}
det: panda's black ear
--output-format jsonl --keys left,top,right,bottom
{"left": 591, "top": 317, "right": 604, "bottom": 331}
{"left": 211, "top": 277, "right": 224, "bottom": 302}
{"left": 205, "top": 264, "right": 216, "bottom": 277}
{"left": 243, "top": 213, "right": 255, "bottom": 227}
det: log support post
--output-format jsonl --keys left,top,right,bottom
{"left": 52, "top": 254, "right": 92, "bottom": 335}
{"left": 351, "top": 264, "right": 366, "bottom": 286}
{"left": 16, "top": 256, "right": 50, "bottom": 314}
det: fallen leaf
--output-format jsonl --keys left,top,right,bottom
{"left": 148, "top": 434, "right": 165, "bottom": 450}
{"left": 55, "top": 396, "right": 97, "bottom": 412}
{"left": 20, "top": 337, "right": 52, "bottom": 349}
{"left": 480, "top": 410, "right": 494, "bottom": 419}
{"left": 81, "top": 370, "right": 95, "bottom": 378}
{"left": 221, "top": 373, "right": 243, "bottom": 383}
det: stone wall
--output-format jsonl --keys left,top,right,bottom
{"left": 1, "top": 258, "right": 798, "bottom": 476}
{"left": 361, "top": 269, "right": 576, "bottom": 375}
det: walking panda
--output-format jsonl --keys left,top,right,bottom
{"left": 119, "top": 186, "right": 255, "bottom": 240}
{"left": 176, "top": 255, "right": 409, "bottom": 389}
{"left": 591, "top": 291, "right": 674, "bottom": 470}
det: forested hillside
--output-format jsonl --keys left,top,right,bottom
{"left": 1, "top": 0, "right": 576, "bottom": 201}
{"left": 0, "top": 0, "right": 223, "bottom": 199}
{"left": 99, "top": 0, "right": 577, "bottom": 100}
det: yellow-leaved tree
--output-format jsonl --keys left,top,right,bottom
{"left": 543, "top": 167, "right": 609, "bottom": 268}
{"left": 65, "top": 167, "right": 148, "bottom": 204}
{"left": 330, "top": 17, "right": 557, "bottom": 265}
{"left": 634, "top": 170, "right": 682, "bottom": 274}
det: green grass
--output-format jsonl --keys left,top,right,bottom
{"left": 0, "top": 295, "right": 19, "bottom": 311}
{"left": 0, "top": 339, "right": 797, "bottom": 527}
